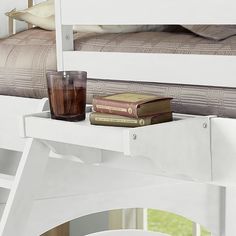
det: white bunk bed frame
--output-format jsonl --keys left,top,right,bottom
{"left": 55, "top": 0, "right": 236, "bottom": 88}
{"left": 1, "top": 0, "right": 236, "bottom": 236}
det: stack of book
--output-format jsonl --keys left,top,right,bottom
{"left": 89, "top": 93, "right": 173, "bottom": 127}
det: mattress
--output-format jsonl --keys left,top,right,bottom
{"left": 0, "top": 29, "right": 56, "bottom": 98}
{"left": 1, "top": 28, "right": 236, "bottom": 118}
{"left": 75, "top": 30, "right": 236, "bottom": 55}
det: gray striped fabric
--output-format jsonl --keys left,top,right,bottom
{"left": 0, "top": 28, "right": 56, "bottom": 98}
{"left": 1, "top": 28, "right": 236, "bottom": 118}
{"left": 87, "top": 80, "right": 236, "bottom": 118}
{"left": 182, "top": 25, "right": 236, "bottom": 41}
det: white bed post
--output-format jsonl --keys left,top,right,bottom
{"left": 8, "top": 16, "right": 16, "bottom": 36}
{"left": 0, "top": 98, "right": 50, "bottom": 236}
{"left": 223, "top": 187, "right": 236, "bottom": 236}
{"left": 55, "top": 0, "right": 73, "bottom": 72}
{"left": 27, "top": 0, "right": 33, "bottom": 29}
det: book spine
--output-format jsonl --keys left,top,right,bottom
{"left": 90, "top": 113, "right": 151, "bottom": 127}
{"left": 93, "top": 98, "right": 138, "bottom": 118}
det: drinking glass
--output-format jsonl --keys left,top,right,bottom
{"left": 46, "top": 71, "right": 87, "bottom": 121}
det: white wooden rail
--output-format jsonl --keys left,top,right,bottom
{"left": 62, "top": 52, "right": 236, "bottom": 88}
{"left": 59, "top": 0, "right": 236, "bottom": 25}
{"left": 55, "top": 0, "right": 236, "bottom": 88}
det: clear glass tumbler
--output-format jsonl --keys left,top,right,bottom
{"left": 46, "top": 71, "right": 87, "bottom": 121}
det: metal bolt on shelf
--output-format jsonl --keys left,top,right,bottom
{"left": 132, "top": 134, "right": 137, "bottom": 140}
{"left": 203, "top": 122, "right": 208, "bottom": 129}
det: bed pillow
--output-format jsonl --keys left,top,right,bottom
{"left": 6, "top": 0, "right": 55, "bottom": 31}
{"left": 73, "top": 25, "right": 166, "bottom": 33}
{"left": 182, "top": 25, "right": 236, "bottom": 40}
{"left": 6, "top": 1, "right": 166, "bottom": 33}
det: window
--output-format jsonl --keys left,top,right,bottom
{"left": 148, "top": 209, "right": 211, "bottom": 236}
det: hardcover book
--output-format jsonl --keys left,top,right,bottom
{"left": 92, "top": 93, "right": 172, "bottom": 118}
{"left": 90, "top": 112, "right": 173, "bottom": 127}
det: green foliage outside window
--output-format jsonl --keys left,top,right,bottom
{"left": 148, "top": 209, "right": 211, "bottom": 236}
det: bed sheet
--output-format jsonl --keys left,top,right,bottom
{"left": 1, "top": 28, "right": 236, "bottom": 118}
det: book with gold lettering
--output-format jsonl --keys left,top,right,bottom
{"left": 89, "top": 112, "right": 173, "bottom": 127}
{"left": 92, "top": 93, "right": 172, "bottom": 118}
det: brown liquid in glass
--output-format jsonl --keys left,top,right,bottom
{"left": 48, "top": 87, "right": 86, "bottom": 121}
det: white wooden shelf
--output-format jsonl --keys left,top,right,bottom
{"left": 16, "top": 106, "right": 236, "bottom": 235}
{"left": 22, "top": 111, "right": 212, "bottom": 181}
{"left": 23, "top": 111, "right": 128, "bottom": 153}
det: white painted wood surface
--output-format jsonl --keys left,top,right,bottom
{"left": 0, "top": 174, "right": 14, "bottom": 190}
{"left": 0, "top": 139, "right": 50, "bottom": 236}
{"left": 0, "top": 96, "right": 49, "bottom": 236}
{"left": 62, "top": 52, "right": 236, "bottom": 88}
{"left": 23, "top": 112, "right": 126, "bottom": 153}
{"left": 22, "top": 112, "right": 213, "bottom": 181}
{"left": 55, "top": 0, "right": 236, "bottom": 88}
{"left": 211, "top": 118, "right": 236, "bottom": 184}
{"left": 1, "top": 0, "right": 236, "bottom": 235}
{"left": 2, "top": 105, "right": 236, "bottom": 235}
{"left": 60, "top": 0, "right": 236, "bottom": 24}
{"left": 128, "top": 116, "right": 212, "bottom": 181}
{"left": 20, "top": 111, "right": 236, "bottom": 235}
{"left": 0, "top": 96, "right": 48, "bottom": 152}
{"left": 23, "top": 158, "right": 222, "bottom": 235}
{"left": 224, "top": 186, "right": 236, "bottom": 236}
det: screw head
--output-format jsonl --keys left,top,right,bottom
{"left": 65, "top": 35, "right": 70, "bottom": 40}
{"left": 132, "top": 134, "right": 137, "bottom": 140}
{"left": 203, "top": 122, "right": 208, "bottom": 128}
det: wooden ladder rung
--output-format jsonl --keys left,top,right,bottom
{"left": 0, "top": 174, "right": 14, "bottom": 190}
